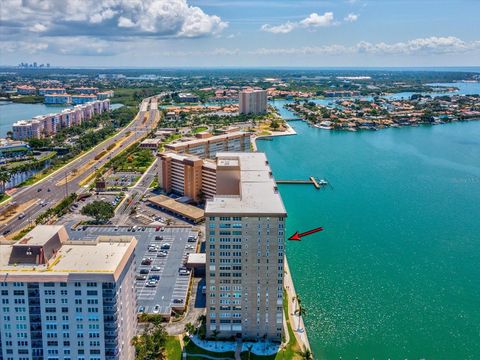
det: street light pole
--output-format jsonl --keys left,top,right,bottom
{"left": 65, "top": 171, "right": 69, "bottom": 197}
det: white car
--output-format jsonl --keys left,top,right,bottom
{"left": 146, "top": 280, "right": 157, "bottom": 287}
{"left": 153, "top": 305, "right": 160, "bottom": 313}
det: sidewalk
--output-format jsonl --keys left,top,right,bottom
{"left": 284, "top": 256, "right": 311, "bottom": 351}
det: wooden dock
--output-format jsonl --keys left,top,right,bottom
{"left": 276, "top": 176, "right": 325, "bottom": 189}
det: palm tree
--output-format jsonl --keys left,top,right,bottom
{"left": 298, "top": 347, "right": 313, "bottom": 360}
{"left": 212, "top": 329, "right": 219, "bottom": 349}
{"left": 295, "top": 303, "right": 307, "bottom": 332}
{"left": 247, "top": 345, "right": 253, "bottom": 360}
{"left": 262, "top": 333, "right": 268, "bottom": 352}
{"left": 184, "top": 322, "right": 195, "bottom": 337}
{"left": 0, "top": 169, "right": 12, "bottom": 194}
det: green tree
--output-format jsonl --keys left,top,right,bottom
{"left": 184, "top": 322, "right": 195, "bottom": 336}
{"left": 298, "top": 348, "right": 313, "bottom": 360}
{"left": 0, "top": 169, "right": 12, "bottom": 194}
{"left": 211, "top": 329, "right": 219, "bottom": 349}
{"left": 81, "top": 200, "right": 115, "bottom": 224}
{"left": 131, "top": 320, "right": 168, "bottom": 360}
{"left": 270, "top": 119, "right": 280, "bottom": 130}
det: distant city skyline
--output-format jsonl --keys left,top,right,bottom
{"left": 1, "top": 0, "right": 479, "bottom": 67}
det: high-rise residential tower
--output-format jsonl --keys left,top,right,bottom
{"left": 0, "top": 225, "right": 137, "bottom": 360}
{"left": 239, "top": 89, "right": 267, "bottom": 115}
{"left": 205, "top": 152, "right": 287, "bottom": 341}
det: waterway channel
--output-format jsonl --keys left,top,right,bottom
{"left": 259, "top": 98, "right": 480, "bottom": 359}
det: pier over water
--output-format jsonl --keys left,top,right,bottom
{"left": 276, "top": 176, "right": 326, "bottom": 189}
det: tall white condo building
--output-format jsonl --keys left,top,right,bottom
{"left": 205, "top": 152, "right": 287, "bottom": 341}
{"left": 0, "top": 225, "right": 137, "bottom": 360}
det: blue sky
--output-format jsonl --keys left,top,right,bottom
{"left": 0, "top": 0, "right": 479, "bottom": 67}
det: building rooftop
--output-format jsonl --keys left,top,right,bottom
{"left": 205, "top": 152, "right": 286, "bottom": 216}
{"left": 165, "top": 131, "right": 250, "bottom": 150}
{"left": 0, "top": 226, "right": 136, "bottom": 280}
{"left": 147, "top": 195, "right": 205, "bottom": 223}
{"left": 14, "top": 225, "right": 67, "bottom": 247}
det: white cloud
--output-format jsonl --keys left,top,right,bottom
{"left": 1, "top": 0, "right": 227, "bottom": 38}
{"left": 89, "top": 9, "right": 117, "bottom": 24}
{"left": 300, "top": 12, "right": 335, "bottom": 27}
{"left": 261, "top": 22, "right": 297, "bottom": 34}
{"left": 344, "top": 13, "right": 359, "bottom": 22}
{"left": 357, "top": 36, "right": 480, "bottom": 55}
{"left": 0, "top": 41, "right": 49, "bottom": 54}
{"left": 118, "top": 16, "right": 136, "bottom": 28}
{"left": 261, "top": 11, "right": 336, "bottom": 34}
{"left": 251, "top": 37, "right": 480, "bottom": 56}
{"left": 29, "top": 23, "right": 48, "bottom": 33}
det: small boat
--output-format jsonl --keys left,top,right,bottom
{"left": 318, "top": 179, "right": 328, "bottom": 186}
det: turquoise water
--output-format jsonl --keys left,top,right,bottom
{"left": 0, "top": 102, "right": 123, "bottom": 137}
{"left": 386, "top": 82, "right": 480, "bottom": 100}
{"left": 259, "top": 105, "right": 480, "bottom": 359}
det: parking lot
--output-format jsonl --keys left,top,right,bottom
{"left": 104, "top": 171, "right": 141, "bottom": 189}
{"left": 66, "top": 225, "right": 199, "bottom": 316}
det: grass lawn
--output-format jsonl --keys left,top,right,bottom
{"left": 184, "top": 336, "right": 235, "bottom": 359}
{"left": 109, "top": 145, "right": 154, "bottom": 173}
{"left": 192, "top": 126, "right": 208, "bottom": 134}
{"left": 0, "top": 193, "right": 11, "bottom": 204}
{"left": 165, "top": 336, "right": 182, "bottom": 360}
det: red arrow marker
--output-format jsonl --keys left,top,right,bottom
{"left": 288, "top": 227, "right": 324, "bottom": 241}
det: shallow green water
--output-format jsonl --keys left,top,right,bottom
{"left": 258, "top": 120, "right": 480, "bottom": 359}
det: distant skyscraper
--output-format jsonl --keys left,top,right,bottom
{"left": 239, "top": 89, "right": 267, "bottom": 115}
{"left": 0, "top": 225, "right": 137, "bottom": 360}
{"left": 205, "top": 152, "right": 286, "bottom": 341}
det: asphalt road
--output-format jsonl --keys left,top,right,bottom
{"left": 114, "top": 157, "right": 159, "bottom": 225}
{"left": 0, "top": 94, "right": 166, "bottom": 236}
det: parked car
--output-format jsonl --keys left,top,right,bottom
{"left": 157, "top": 251, "right": 167, "bottom": 258}
{"left": 145, "top": 280, "right": 157, "bottom": 287}
{"left": 141, "top": 258, "right": 152, "bottom": 265}
{"left": 139, "top": 269, "right": 150, "bottom": 274}
{"left": 173, "top": 298, "right": 184, "bottom": 304}
{"left": 179, "top": 269, "right": 190, "bottom": 276}
{"left": 138, "top": 306, "right": 145, "bottom": 313}
{"left": 136, "top": 275, "right": 147, "bottom": 281}
{"left": 153, "top": 305, "right": 160, "bottom": 313}
{"left": 160, "top": 243, "right": 170, "bottom": 250}
{"left": 151, "top": 266, "right": 161, "bottom": 271}
{"left": 155, "top": 236, "right": 163, "bottom": 240}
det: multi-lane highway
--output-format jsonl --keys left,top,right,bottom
{"left": 0, "top": 95, "right": 165, "bottom": 236}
